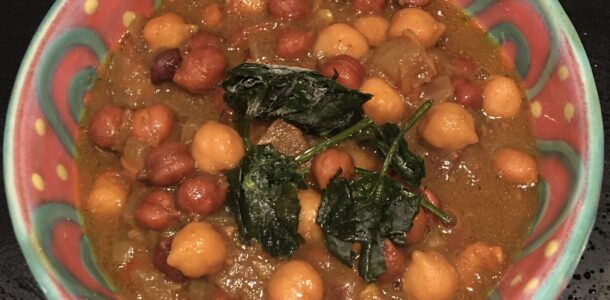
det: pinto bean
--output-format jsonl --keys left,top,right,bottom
{"left": 319, "top": 55, "right": 365, "bottom": 90}
{"left": 268, "top": 0, "right": 311, "bottom": 20}
{"left": 88, "top": 105, "right": 124, "bottom": 149}
{"left": 452, "top": 77, "right": 482, "bottom": 108}
{"left": 377, "top": 240, "right": 406, "bottom": 284}
{"left": 397, "top": 0, "right": 431, "bottom": 7}
{"left": 173, "top": 47, "right": 227, "bottom": 94}
{"left": 150, "top": 48, "right": 182, "bottom": 85}
{"left": 134, "top": 190, "right": 178, "bottom": 230}
{"left": 186, "top": 31, "right": 222, "bottom": 51}
{"left": 351, "top": 0, "right": 385, "bottom": 13}
{"left": 142, "top": 143, "right": 195, "bottom": 186}
{"left": 152, "top": 238, "right": 186, "bottom": 282}
{"left": 275, "top": 29, "right": 315, "bottom": 59}
{"left": 311, "top": 149, "right": 355, "bottom": 189}
{"left": 176, "top": 176, "right": 228, "bottom": 216}
{"left": 132, "top": 103, "right": 175, "bottom": 147}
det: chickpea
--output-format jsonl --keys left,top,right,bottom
{"left": 353, "top": 15, "right": 389, "bottom": 47}
{"left": 192, "top": 121, "right": 245, "bottom": 175}
{"left": 319, "top": 55, "right": 365, "bottom": 90}
{"left": 268, "top": 260, "right": 324, "bottom": 300}
{"left": 297, "top": 189, "right": 323, "bottom": 244}
{"left": 456, "top": 242, "right": 504, "bottom": 288}
{"left": 167, "top": 222, "right": 227, "bottom": 278}
{"left": 311, "top": 149, "right": 355, "bottom": 189}
{"left": 268, "top": 0, "right": 311, "bottom": 20}
{"left": 377, "top": 240, "right": 406, "bottom": 284}
{"left": 350, "top": 0, "right": 385, "bottom": 14}
{"left": 493, "top": 147, "right": 538, "bottom": 185}
{"left": 360, "top": 77, "right": 406, "bottom": 125}
{"left": 402, "top": 250, "right": 458, "bottom": 300}
{"left": 482, "top": 76, "right": 522, "bottom": 118}
{"left": 88, "top": 104, "right": 125, "bottom": 149}
{"left": 418, "top": 102, "right": 478, "bottom": 151}
{"left": 313, "top": 23, "right": 370, "bottom": 59}
{"left": 142, "top": 13, "right": 192, "bottom": 51}
{"left": 275, "top": 29, "right": 316, "bottom": 59}
{"left": 227, "top": 0, "right": 266, "bottom": 15}
{"left": 186, "top": 31, "right": 222, "bottom": 51}
{"left": 132, "top": 103, "right": 175, "bottom": 147}
{"left": 343, "top": 143, "right": 380, "bottom": 171}
{"left": 176, "top": 176, "right": 228, "bottom": 216}
{"left": 388, "top": 8, "right": 446, "bottom": 48}
{"left": 173, "top": 47, "right": 227, "bottom": 94}
{"left": 86, "top": 170, "right": 129, "bottom": 218}
{"left": 143, "top": 143, "right": 195, "bottom": 186}
{"left": 405, "top": 209, "right": 427, "bottom": 244}
{"left": 134, "top": 190, "right": 177, "bottom": 231}
{"left": 201, "top": 4, "right": 223, "bottom": 29}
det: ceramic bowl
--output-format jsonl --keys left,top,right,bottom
{"left": 4, "top": 0, "right": 602, "bottom": 298}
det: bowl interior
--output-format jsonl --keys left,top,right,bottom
{"left": 4, "top": 0, "right": 602, "bottom": 299}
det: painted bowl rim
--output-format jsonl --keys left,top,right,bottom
{"left": 3, "top": 0, "right": 603, "bottom": 299}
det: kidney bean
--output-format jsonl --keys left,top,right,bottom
{"left": 275, "top": 29, "right": 315, "bottom": 59}
{"left": 397, "top": 0, "right": 431, "bottom": 7}
{"left": 186, "top": 31, "right": 222, "bottom": 51}
{"left": 153, "top": 238, "right": 185, "bottom": 282}
{"left": 268, "top": 0, "right": 311, "bottom": 20}
{"left": 451, "top": 56, "right": 478, "bottom": 76}
{"left": 142, "top": 143, "right": 195, "bottom": 186}
{"left": 319, "top": 55, "right": 365, "bottom": 90}
{"left": 377, "top": 240, "right": 406, "bottom": 284}
{"left": 405, "top": 210, "right": 427, "bottom": 244}
{"left": 132, "top": 103, "right": 175, "bottom": 147}
{"left": 173, "top": 47, "right": 227, "bottom": 94}
{"left": 451, "top": 77, "right": 482, "bottom": 109}
{"left": 176, "top": 176, "right": 228, "bottom": 216}
{"left": 88, "top": 105, "right": 125, "bottom": 149}
{"left": 134, "top": 190, "right": 178, "bottom": 230}
{"left": 150, "top": 48, "right": 182, "bottom": 85}
{"left": 351, "top": 0, "right": 385, "bottom": 13}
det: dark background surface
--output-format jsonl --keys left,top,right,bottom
{"left": 0, "top": 1, "right": 608, "bottom": 299}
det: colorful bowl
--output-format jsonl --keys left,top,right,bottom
{"left": 4, "top": 0, "right": 602, "bottom": 299}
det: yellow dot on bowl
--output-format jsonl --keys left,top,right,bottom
{"left": 56, "top": 164, "right": 68, "bottom": 182}
{"left": 564, "top": 103, "right": 575, "bottom": 122}
{"left": 558, "top": 65, "right": 569, "bottom": 81}
{"left": 524, "top": 278, "right": 540, "bottom": 293}
{"left": 123, "top": 11, "right": 136, "bottom": 28}
{"left": 34, "top": 119, "right": 45, "bottom": 136}
{"left": 31, "top": 173, "right": 45, "bottom": 192}
{"left": 544, "top": 240, "right": 560, "bottom": 257}
{"left": 83, "top": 0, "right": 98, "bottom": 15}
{"left": 510, "top": 275, "right": 523, "bottom": 286}
{"left": 531, "top": 100, "right": 542, "bottom": 118}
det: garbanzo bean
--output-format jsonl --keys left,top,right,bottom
{"left": 402, "top": 250, "right": 458, "bottom": 300}
{"left": 360, "top": 77, "right": 406, "bottom": 125}
{"left": 493, "top": 147, "right": 538, "bottom": 185}
{"left": 388, "top": 8, "right": 446, "bottom": 48}
{"left": 268, "top": 260, "right": 324, "bottom": 300}
{"left": 353, "top": 15, "right": 389, "bottom": 47}
{"left": 456, "top": 242, "right": 504, "bottom": 288}
{"left": 167, "top": 222, "right": 227, "bottom": 278}
{"left": 311, "top": 148, "right": 355, "bottom": 189}
{"left": 191, "top": 121, "right": 245, "bottom": 175}
{"left": 297, "top": 189, "right": 323, "bottom": 244}
{"left": 86, "top": 170, "right": 129, "bottom": 218}
{"left": 142, "top": 13, "right": 192, "bottom": 51}
{"left": 201, "top": 4, "right": 223, "bottom": 29}
{"left": 313, "top": 23, "right": 370, "bottom": 59}
{"left": 482, "top": 76, "right": 522, "bottom": 118}
{"left": 418, "top": 102, "right": 478, "bottom": 151}
{"left": 131, "top": 103, "right": 175, "bottom": 147}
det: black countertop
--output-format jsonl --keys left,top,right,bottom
{"left": 0, "top": 1, "right": 607, "bottom": 299}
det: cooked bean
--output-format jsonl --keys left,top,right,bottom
{"left": 397, "top": 0, "right": 431, "bottom": 7}
{"left": 86, "top": 170, "right": 129, "bottom": 218}
{"left": 132, "top": 103, "right": 175, "bottom": 147}
{"left": 275, "top": 29, "right": 315, "bottom": 59}
{"left": 311, "top": 149, "right": 355, "bottom": 189}
{"left": 186, "top": 31, "right": 222, "bottom": 51}
{"left": 191, "top": 121, "right": 245, "bottom": 175}
{"left": 268, "top": 0, "right": 311, "bottom": 20}
{"left": 388, "top": 8, "right": 446, "bottom": 48}
{"left": 176, "top": 176, "right": 227, "bottom": 216}
{"left": 319, "top": 55, "right": 365, "bottom": 89}
{"left": 451, "top": 56, "right": 478, "bottom": 76}
{"left": 143, "top": 143, "right": 195, "bottom": 186}
{"left": 353, "top": 15, "right": 390, "bottom": 47}
{"left": 405, "top": 209, "right": 427, "bottom": 244}
{"left": 268, "top": 260, "right": 323, "bottom": 300}
{"left": 227, "top": 0, "right": 266, "bottom": 15}
{"left": 142, "top": 13, "right": 192, "bottom": 51}
{"left": 493, "top": 147, "right": 538, "bottom": 185}
{"left": 452, "top": 77, "right": 482, "bottom": 108}
{"left": 418, "top": 102, "right": 478, "bottom": 151}
{"left": 167, "top": 222, "right": 227, "bottom": 278}
{"left": 402, "top": 250, "right": 458, "bottom": 300}
{"left": 377, "top": 240, "right": 405, "bottom": 284}
{"left": 360, "top": 77, "right": 405, "bottom": 125}
{"left": 456, "top": 242, "right": 504, "bottom": 288}
{"left": 88, "top": 105, "right": 125, "bottom": 149}
{"left": 351, "top": 0, "right": 385, "bottom": 13}
{"left": 482, "top": 76, "right": 521, "bottom": 118}
{"left": 134, "top": 190, "right": 177, "bottom": 230}
{"left": 297, "top": 189, "right": 323, "bottom": 244}
{"left": 173, "top": 47, "right": 227, "bottom": 94}
{"left": 150, "top": 48, "right": 182, "bottom": 85}
{"left": 210, "top": 290, "right": 239, "bottom": 300}
{"left": 313, "top": 23, "right": 370, "bottom": 59}
{"left": 201, "top": 4, "right": 223, "bottom": 29}
{"left": 153, "top": 238, "right": 186, "bottom": 282}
